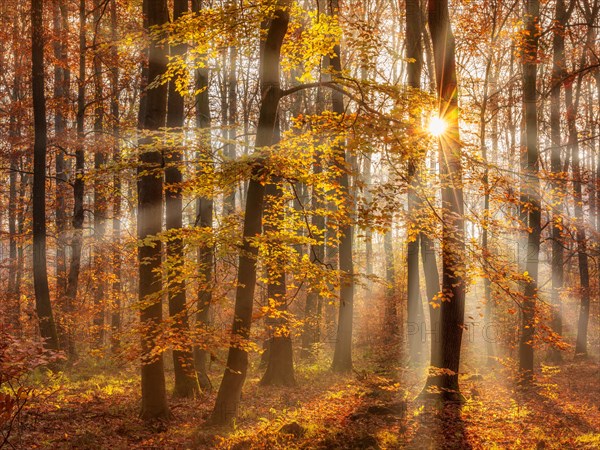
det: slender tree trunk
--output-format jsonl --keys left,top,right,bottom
{"left": 110, "top": 0, "right": 122, "bottom": 353}
{"left": 571, "top": 119, "right": 591, "bottom": 357}
{"left": 548, "top": 0, "right": 569, "bottom": 363}
{"left": 416, "top": 0, "right": 441, "bottom": 361}
{"left": 32, "top": 0, "right": 60, "bottom": 350}
{"left": 588, "top": 77, "right": 596, "bottom": 237}
{"left": 364, "top": 157, "right": 373, "bottom": 283}
{"left": 195, "top": 191, "right": 213, "bottom": 392}
{"left": 301, "top": 173, "right": 325, "bottom": 359}
{"left": 301, "top": 59, "right": 327, "bottom": 360}
{"left": 331, "top": 0, "right": 355, "bottom": 373}
{"left": 485, "top": 64, "right": 500, "bottom": 364}
{"left": 16, "top": 170, "right": 29, "bottom": 336}
{"left": 139, "top": 0, "right": 170, "bottom": 421}
{"left": 360, "top": 34, "right": 373, "bottom": 287}
{"left": 92, "top": 0, "right": 107, "bottom": 347}
{"left": 220, "top": 45, "right": 234, "bottom": 216}
{"left": 423, "top": 0, "right": 466, "bottom": 400}
{"left": 481, "top": 114, "right": 493, "bottom": 364}
{"left": 518, "top": 23, "right": 529, "bottom": 273}
{"left": 65, "top": 0, "right": 87, "bottom": 359}
{"left": 225, "top": 42, "right": 238, "bottom": 212}
{"left": 405, "top": 0, "right": 425, "bottom": 364}
{"left": 480, "top": 31, "right": 502, "bottom": 364}
{"left": 8, "top": 17, "right": 22, "bottom": 334}
{"left": 518, "top": 0, "right": 541, "bottom": 384}
{"left": 421, "top": 233, "right": 440, "bottom": 363}
{"left": 212, "top": 0, "right": 290, "bottom": 425}
{"left": 384, "top": 229, "right": 398, "bottom": 336}
{"left": 53, "top": 0, "right": 68, "bottom": 305}
{"left": 261, "top": 122, "right": 295, "bottom": 387}
{"left": 8, "top": 157, "right": 19, "bottom": 332}
{"left": 166, "top": 0, "right": 200, "bottom": 398}
{"left": 192, "top": 0, "right": 214, "bottom": 393}
{"left": 573, "top": 0, "right": 598, "bottom": 357}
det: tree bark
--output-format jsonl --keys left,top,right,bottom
{"left": 421, "top": 233, "right": 440, "bottom": 363}
{"left": 570, "top": 2, "right": 597, "bottom": 356}
{"left": 330, "top": 0, "right": 355, "bottom": 374}
{"left": 211, "top": 0, "right": 290, "bottom": 425}
{"left": 405, "top": 0, "right": 425, "bottom": 364}
{"left": 53, "top": 0, "right": 68, "bottom": 305}
{"left": 65, "top": 0, "right": 87, "bottom": 359}
{"left": 110, "top": 0, "right": 122, "bottom": 353}
{"left": 16, "top": 170, "right": 29, "bottom": 336}
{"left": 301, "top": 164, "right": 325, "bottom": 359}
{"left": 301, "top": 54, "right": 327, "bottom": 360}
{"left": 384, "top": 229, "right": 398, "bottom": 336}
{"left": 32, "top": 0, "right": 60, "bottom": 350}
{"left": 224, "top": 41, "right": 238, "bottom": 213}
{"left": 92, "top": 0, "right": 107, "bottom": 347}
{"left": 518, "top": 0, "right": 541, "bottom": 384}
{"left": 261, "top": 122, "right": 295, "bottom": 387}
{"left": 422, "top": 0, "right": 466, "bottom": 400}
{"left": 139, "top": 0, "right": 170, "bottom": 421}
{"left": 8, "top": 157, "right": 19, "bottom": 332}
{"left": 548, "top": 0, "right": 569, "bottom": 363}
{"left": 192, "top": 0, "right": 214, "bottom": 393}
{"left": 166, "top": 0, "right": 200, "bottom": 398}
{"left": 8, "top": 16, "right": 23, "bottom": 334}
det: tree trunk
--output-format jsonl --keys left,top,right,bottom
{"left": 384, "top": 229, "right": 398, "bottom": 336}
{"left": 261, "top": 122, "right": 295, "bottom": 387}
{"left": 138, "top": 0, "right": 170, "bottom": 421}
{"left": 301, "top": 59, "right": 327, "bottom": 360}
{"left": 479, "top": 22, "right": 502, "bottom": 364}
{"left": 211, "top": 0, "right": 290, "bottom": 426}
{"left": 192, "top": 0, "right": 214, "bottom": 393}
{"left": 195, "top": 190, "right": 213, "bottom": 392}
{"left": 405, "top": 0, "right": 425, "bottom": 364}
{"left": 8, "top": 157, "right": 19, "bottom": 332}
{"left": 65, "top": 0, "right": 87, "bottom": 359}
{"left": 364, "top": 157, "right": 373, "bottom": 284}
{"left": 421, "top": 234, "right": 440, "bottom": 364}
{"left": 92, "top": 0, "right": 107, "bottom": 347}
{"left": 165, "top": 0, "right": 200, "bottom": 398}
{"left": 548, "top": 0, "right": 569, "bottom": 363}
{"left": 331, "top": 0, "right": 355, "bottom": 374}
{"left": 221, "top": 44, "right": 235, "bottom": 216}
{"left": 301, "top": 168, "right": 325, "bottom": 359}
{"left": 569, "top": 4, "right": 597, "bottom": 356}
{"left": 571, "top": 113, "right": 591, "bottom": 357}
{"left": 110, "top": 0, "right": 122, "bottom": 353}
{"left": 190, "top": 1, "right": 213, "bottom": 392}
{"left": 518, "top": 0, "right": 541, "bottom": 384}
{"left": 260, "top": 228, "right": 295, "bottom": 386}
{"left": 32, "top": 0, "right": 60, "bottom": 350}
{"left": 360, "top": 33, "right": 373, "bottom": 288}
{"left": 574, "top": 1, "right": 598, "bottom": 357}
{"left": 225, "top": 42, "right": 238, "bottom": 213}
{"left": 8, "top": 16, "right": 23, "bottom": 334}
{"left": 53, "top": 0, "right": 68, "bottom": 306}
{"left": 423, "top": 0, "right": 466, "bottom": 401}
{"left": 16, "top": 170, "right": 29, "bottom": 336}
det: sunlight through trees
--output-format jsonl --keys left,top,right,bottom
{"left": 0, "top": 0, "right": 598, "bottom": 447}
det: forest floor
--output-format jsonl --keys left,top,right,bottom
{"left": 7, "top": 351, "right": 600, "bottom": 449}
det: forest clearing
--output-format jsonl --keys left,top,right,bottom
{"left": 1, "top": 0, "right": 599, "bottom": 448}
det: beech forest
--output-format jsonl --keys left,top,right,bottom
{"left": 0, "top": 0, "right": 599, "bottom": 448}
